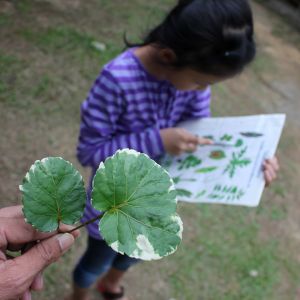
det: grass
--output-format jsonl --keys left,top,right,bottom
{"left": 165, "top": 205, "right": 280, "bottom": 300}
{"left": 254, "top": 0, "right": 300, "bottom": 48}
{"left": 0, "top": 14, "right": 12, "bottom": 26}
{"left": 31, "top": 76, "right": 52, "bottom": 98}
{"left": 15, "top": 0, "right": 32, "bottom": 13}
{"left": 19, "top": 26, "right": 100, "bottom": 57}
{"left": 0, "top": 52, "right": 23, "bottom": 104}
{"left": 250, "top": 51, "right": 276, "bottom": 75}
{"left": 0, "top": 1, "right": 300, "bottom": 300}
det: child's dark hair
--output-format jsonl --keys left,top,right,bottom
{"left": 126, "top": 0, "right": 256, "bottom": 77}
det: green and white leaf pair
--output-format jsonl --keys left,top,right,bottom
{"left": 21, "top": 150, "right": 183, "bottom": 260}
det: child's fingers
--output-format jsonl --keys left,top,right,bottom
{"left": 186, "top": 143, "right": 198, "bottom": 152}
{"left": 197, "top": 137, "right": 214, "bottom": 145}
{"left": 266, "top": 167, "right": 277, "bottom": 180}
{"left": 179, "top": 142, "right": 197, "bottom": 153}
{"left": 183, "top": 131, "right": 213, "bottom": 146}
{"left": 270, "top": 157, "right": 280, "bottom": 171}
{"left": 264, "top": 170, "right": 273, "bottom": 186}
{"left": 264, "top": 167, "right": 277, "bottom": 186}
{"left": 264, "top": 157, "right": 280, "bottom": 171}
{"left": 183, "top": 132, "right": 199, "bottom": 144}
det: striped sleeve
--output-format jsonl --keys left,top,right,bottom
{"left": 77, "top": 70, "right": 164, "bottom": 168}
{"left": 186, "top": 87, "right": 211, "bottom": 118}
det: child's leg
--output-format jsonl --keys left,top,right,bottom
{"left": 98, "top": 254, "right": 140, "bottom": 296}
{"left": 69, "top": 236, "right": 118, "bottom": 300}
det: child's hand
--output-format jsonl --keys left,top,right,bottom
{"left": 263, "top": 157, "right": 280, "bottom": 187}
{"left": 160, "top": 128, "right": 213, "bottom": 156}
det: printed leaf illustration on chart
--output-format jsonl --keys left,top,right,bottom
{"left": 195, "top": 167, "right": 218, "bottom": 173}
{"left": 176, "top": 188, "right": 193, "bottom": 198}
{"left": 207, "top": 184, "right": 245, "bottom": 201}
{"left": 177, "top": 155, "right": 202, "bottom": 170}
{"left": 240, "top": 132, "right": 264, "bottom": 138}
{"left": 224, "top": 147, "right": 251, "bottom": 178}
{"left": 92, "top": 149, "right": 183, "bottom": 261}
{"left": 234, "top": 139, "right": 244, "bottom": 147}
{"left": 173, "top": 176, "right": 195, "bottom": 198}
{"left": 203, "top": 135, "right": 214, "bottom": 140}
{"left": 221, "top": 134, "right": 233, "bottom": 141}
{"left": 209, "top": 150, "right": 226, "bottom": 160}
{"left": 173, "top": 176, "right": 196, "bottom": 184}
{"left": 196, "top": 190, "right": 207, "bottom": 198}
{"left": 21, "top": 157, "right": 86, "bottom": 232}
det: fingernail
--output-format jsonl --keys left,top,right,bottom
{"left": 57, "top": 233, "right": 74, "bottom": 253}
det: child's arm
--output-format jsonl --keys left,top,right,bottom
{"left": 77, "top": 71, "right": 164, "bottom": 168}
{"left": 160, "top": 128, "right": 213, "bottom": 156}
{"left": 158, "top": 87, "right": 212, "bottom": 156}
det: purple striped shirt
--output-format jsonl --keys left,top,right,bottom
{"left": 77, "top": 48, "right": 211, "bottom": 239}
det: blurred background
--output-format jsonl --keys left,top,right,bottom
{"left": 0, "top": 0, "right": 299, "bottom": 299}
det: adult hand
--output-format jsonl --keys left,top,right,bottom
{"left": 160, "top": 127, "right": 213, "bottom": 156}
{"left": 0, "top": 206, "right": 80, "bottom": 300}
{"left": 263, "top": 156, "right": 280, "bottom": 187}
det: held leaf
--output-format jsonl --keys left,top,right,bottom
{"left": 20, "top": 157, "right": 86, "bottom": 232}
{"left": 91, "top": 149, "right": 183, "bottom": 261}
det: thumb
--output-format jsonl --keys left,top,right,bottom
{"left": 16, "top": 233, "right": 74, "bottom": 277}
{"left": 1, "top": 234, "right": 75, "bottom": 299}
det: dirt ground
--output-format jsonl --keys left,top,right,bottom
{"left": 0, "top": 0, "right": 300, "bottom": 299}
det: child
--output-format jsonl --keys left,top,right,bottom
{"left": 69, "top": 1, "right": 279, "bottom": 299}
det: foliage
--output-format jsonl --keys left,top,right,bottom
{"left": 221, "top": 134, "right": 233, "bottom": 141}
{"left": 173, "top": 176, "right": 196, "bottom": 184}
{"left": 176, "top": 188, "right": 192, "bottom": 198}
{"left": 240, "top": 132, "right": 264, "bottom": 138}
{"left": 209, "top": 150, "right": 226, "bottom": 160}
{"left": 224, "top": 147, "right": 251, "bottom": 178}
{"left": 21, "top": 150, "right": 183, "bottom": 260}
{"left": 178, "top": 155, "right": 202, "bottom": 170}
{"left": 21, "top": 157, "right": 86, "bottom": 232}
{"left": 208, "top": 184, "right": 245, "bottom": 201}
{"left": 235, "top": 139, "right": 244, "bottom": 147}
{"left": 195, "top": 166, "right": 218, "bottom": 173}
{"left": 92, "top": 149, "right": 183, "bottom": 260}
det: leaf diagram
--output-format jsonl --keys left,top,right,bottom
{"left": 209, "top": 150, "right": 226, "bottom": 160}
{"left": 240, "top": 132, "right": 264, "bottom": 138}
{"left": 223, "top": 147, "right": 251, "bottom": 178}
{"left": 177, "top": 155, "right": 202, "bottom": 170}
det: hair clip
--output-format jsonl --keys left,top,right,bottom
{"left": 224, "top": 50, "right": 240, "bottom": 59}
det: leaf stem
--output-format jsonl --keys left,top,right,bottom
{"left": 67, "top": 213, "right": 104, "bottom": 234}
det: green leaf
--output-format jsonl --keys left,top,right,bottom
{"left": 240, "top": 132, "right": 263, "bottom": 138}
{"left": 176, "top": 188, "right": 193, "bottom": 198}
{"left": 21, "top": 157, "right": 86, "bottom": 232}
{"left": 178, "top": 155, "right": 202, "bottom": 170}
{"left": 235, "top": 139, "right": 244, "bottom": 147}
{"left": 91, "top": 149, "right": 183, "bottom": 261}
{"left": 209, "top": 150, "right": 226, "bottom": 160}
{"left": 195, "top": 167, "right": 218, "bottom": 173}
